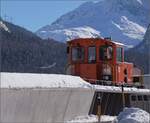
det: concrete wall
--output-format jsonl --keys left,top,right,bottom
{"left": 0, "top": 88, "right": 95, "bottom": 123}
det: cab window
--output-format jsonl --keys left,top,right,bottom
{"left": 143, "top": 95, "right": 148, "bottom": 101}
{"left": 72, "top": 47, "right": 84, "bottom": 61}
{"left": 131, "top": 95, "right": 136, "bottom": 101}
{"left": 137, "top": 95, "right": 143, "bottom": 101}
{"left": 99, "top": 45, "right": 113, "bottom": 60}
{"left": 117, "top": 47, "right": 123, "bottom": 62}
{"left": 88, "top": 46, "right": 96, "bottom": 63}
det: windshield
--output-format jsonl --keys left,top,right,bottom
{"left": 88, "top": 46, "right": 96, "bottom": 63}
{"left": 99, "top": 45, "right": 113, "bottom": 60}
{"left": 72, "top": 47, "right": 84, "bottom": 61}
{"left": 117, "top": 47, "right": 123, "bottom": 62}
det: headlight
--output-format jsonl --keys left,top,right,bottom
{"left": 103, "top": 75, "right": 109, "bottom": 80}
{"left": 102, "top": 64, "right": 111, "bottom": 75}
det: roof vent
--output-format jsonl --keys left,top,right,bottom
{"left": 104, "top": 37, "right": 111, "bottom": 41}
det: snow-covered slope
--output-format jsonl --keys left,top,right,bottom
{"left": 38, "top": 26, "right": 101, "bottom": 42}
{"left": 0, "top": 21, "right": 10, "bottom": 33}
{"left": 143, "top": 24, "right": 150, "bottom": 45}
{"left": 36, "top": 0, "right": 150, "bottom": 46}
{"left": 125, "top": 24, "right": 150, "bottom": 74}
{"left": 136, "top": 24, "right": 150, "bottom": 51}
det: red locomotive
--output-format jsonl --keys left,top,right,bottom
{"left": 67, "top": 38, "right": 142, "bottom": 86}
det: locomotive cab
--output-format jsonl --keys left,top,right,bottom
{"left": 67, "top": 38, "right": 137, "bottom": 86}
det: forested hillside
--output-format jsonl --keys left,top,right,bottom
{"left": 1, "top": 21, "right": 67, "bottom": 73}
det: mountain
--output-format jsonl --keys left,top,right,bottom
{"left": 0, "top": 20, "right": 67, "bottom": 74}
{"left": 125, "top": 24, "right": 150, "bottom": 73}
{"left": 36, "top": 0, "right": 150, "bottom": 46}
{"left": 38, "top": 26, "right": 101, "bottom": 42}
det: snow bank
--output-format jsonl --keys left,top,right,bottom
{"left": 0, "top": 72, "right": 92, "bottom": 88}
{"left": 65, "top": 115, "right": 116, "bottom": 123}
{"left": 115, "top": 107, "right": 150, "bottom": 123}
{"left": 1, "top": 72, "right": 150, "bottom": 94}
{"left": 2, "top": 73, "right": 150, "bottom": 123}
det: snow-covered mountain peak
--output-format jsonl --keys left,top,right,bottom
{"left": 36, "top": 0, "right": 150, "bottom": 46}
{"left": 94, "top": 0, "right": 149, "bottom": 8}
{"left": 37, "top": 26, "right": 101, "bottom": 42}
{"left": 112, "top": 16, "right": 146, "bottom": 40}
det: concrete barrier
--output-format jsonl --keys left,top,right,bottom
{"left": 143, "top": 74, "right": 150, "bottom": 89}
{"left": 0, "top": 88, "right": 95, "bottom": 123}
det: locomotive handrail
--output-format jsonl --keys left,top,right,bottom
{"left": 83, "top": 78, "right": 142, "bottom": 88}
{"left": 83, "top": 78, "right": 114, "bottom": 86}
{"left": 133, "top": 74, "right": 150, "bottom": 77}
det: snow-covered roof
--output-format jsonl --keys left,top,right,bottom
{"left": 111, "top": 41, "right": 133, "bottom": 48}
{"left": 94, "top": 85, "right": 150, "bottom": 95}
{"left": 0, "top": 72, "right": 92, "bottom": 88}
{"left": 111, "top": 41, "right": 125, "bottom": 46}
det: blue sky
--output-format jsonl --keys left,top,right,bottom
{"left": 1, "top": 0, "right": 87, "bottom": 32}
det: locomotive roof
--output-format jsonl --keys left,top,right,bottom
{"left": 111, "top": 41, "right": 125, "bottom": 46}
{"left": 67, "top": 38, "right": 125, "bottom": 46}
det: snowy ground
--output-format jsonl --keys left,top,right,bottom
{"left": 115, "top": 107, "right": 150, "bottom": 123}
{"left": 65, "top": 108, "right": 150, "bottom": 123}
{"left": 65, "top": 115, "right": 116, "bottom": 123}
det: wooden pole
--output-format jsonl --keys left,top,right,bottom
{"left": 97, "top": 93, "right": 101, "bottom": 123}
{"left": 121, "top": 84, "right": 125, "bottom": 109}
